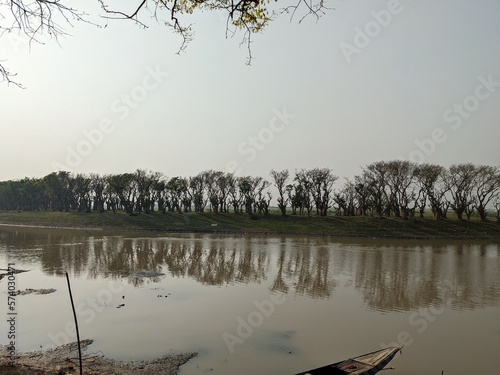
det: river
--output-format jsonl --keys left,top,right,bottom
{"left": 0, "top": 226, "right": 499, "bottom": 374}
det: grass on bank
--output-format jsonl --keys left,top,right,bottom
{"left": 0, "top": 210, "right": 499, "bottom": 239}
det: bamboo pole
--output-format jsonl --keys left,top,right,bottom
{"left": 66, "top": 272, "right": 83, "bottom": 375}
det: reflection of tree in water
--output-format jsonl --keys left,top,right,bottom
{"left": 160, "top": 241, "right": 251, "bottom": 285}
{"left": 285, "top": 245, "right": 336, "bottom": 299}
{"left": 2, "top": 226, "right": 498, "bottom": 309}
{"left": 446, "top": 243, "right": 500, "bottom": 309}
{"left": 270, "top": 248, "right": 289, "bottom": 294}
{"left": 35, "top": 233, "right": 336, "bottom": 297}
{"left": 353, "top": 243, "right": 500, "bottom": 311}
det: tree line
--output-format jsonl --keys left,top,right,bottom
{"left": 0, "top": 161, "right": 499, "bottom": 221}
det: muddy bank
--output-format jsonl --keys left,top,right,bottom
{"left": 1, "top": 211, "right": 500, "bottom": 240}
{"left": 0, "top": 340, "right": 196, "bottom": 375}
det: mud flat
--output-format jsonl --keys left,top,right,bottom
{"left": 0, "top": 340, "right": 196, "bottom": 375}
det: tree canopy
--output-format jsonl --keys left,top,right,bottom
{"left": 1, "top": 162, "right": 499, "bottom": 221}
{"left": 0, "top": 0, "right": 328, "bottom": 86}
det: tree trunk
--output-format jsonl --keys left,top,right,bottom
{"left": 476, "top": 206, "right": 487, "bottom": 221}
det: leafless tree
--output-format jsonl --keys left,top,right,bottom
{"left": 216, "top": 172, "right": 233, "bottom": 213}
{"left": 306, "top": 168, "right": 337, "bottom": 217}
{"left": 292, "top": 170, "right": 313, "bottom": 216}
{"left": 352, "top": 175, "right": 372, "bottom": 216}
{"left": 385, "top": 160, "right": 420, "bottom": 220}
{"left": 72, "top": 174, "right": 92, "bottom": 212}
{"left": 189, "top": 173, "right": 206, "bottom": 213}
{"left": 472, "top": 165, "right": 500, "bottom": 221}
{"left": 90, "top": 173, "right": 107, "bottom": 213}
{"left": 238, "top": 176, "right": 267, "bottom": 215}
{"left": 444, "top": 164, "right": 479, "bottom": 220}
{"left": 132, "top": 169, "right": 158, "bottom": 213}
{"left": 166, "top": 176, "right": 189, "bottom": 213}
{"left": 493, "top": 193, "right": 500, "bottom": 221}
{"left": 107, "top": 173, "right": 135, "bottom": 214}
{"left": 414, "top": 164, "right": 447, "bottom": 220}
{"left": 204, "top": 170, "right": 228, "bottom": 214}
{"left": 334, "top": 179, "right": 357, "bottom": 216}
{"left": 361, "top": 161, "right": 391, "bottom": 217}
{"left": 152, "top": 176, "right": 168, "bottom": 213}
{"left": 227, "top": 175, "right": 242, "bottom": 213}
{"left": 270, "top": 169, "right": 290, "bottom": 216}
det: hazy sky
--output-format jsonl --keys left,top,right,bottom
{"left": 1, "top": 0, "right": 499, "bottom": 183}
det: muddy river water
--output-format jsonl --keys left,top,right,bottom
{"left": 0, "top": 226, "right": 499, "bottom": 375}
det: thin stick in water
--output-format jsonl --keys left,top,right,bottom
{"left": 66, "top": 272, "right": 83, "bottom": 375}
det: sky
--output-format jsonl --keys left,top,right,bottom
{"left": 0, "top": 0, "right": 499, "bottom": 184}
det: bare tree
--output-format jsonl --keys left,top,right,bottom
{"left": 216, "top": 172, "right": 233, "bottom": 213}
{"left": 292, "top": 170, "right": 313, "bottom": 216}
{"left": 493, "top": 193, "right": 500, "bottom": 221}
{"left": 166, "top": 177, "right": 188, "bottom": 213}
{"left": 473, "top": 165, "right": 500, "bottom": 221}
{"left": 238, "top": 176, "right": 267, "bottom": 215}
{"left": 334, "top": 179, "right": 357, "bottom": 216}
{"left": 362, "top": 161, "right": 391, "bottom": 217}
{"left": 305, "top": 168, "right": 337, "bottom": 216}
{"left": 227, "top": 175, "right": 242, "bottom": 213}
{"left": 444, "top": 164, "right": 479, "bottom": 220}
{"left": 189, "top": 173, "right": 206, "bottom": 213}
{"left": 151, "top": 175, "right": 167, "bottom": 213}
{"left": 414, "top": 164, "right": 447, "bottom": 220}
{"left": 352, "top": 175, "right": 372, "bottom": 216}
{"left": 133, "top": 169, "right": 159, "bottom": 213}
{"left": 270, "top": 169, "right": 289, "bottom": 216}
{"left": 256, "top": 185, "right": 272, "bottom": 215}
{"left": 90, "top": 173, "right": 107, "bottom": 213}
{"left": 72, "top": 174, "right": 92, "bottom": 212}
{"left": 107, "top": 173, "right": 135, "bottom": 214}
{"left": 385, "top": 160, "right": 420, "bottom": 220}
{"left": 204, "top": 170, "right": 231, "bottom": 214}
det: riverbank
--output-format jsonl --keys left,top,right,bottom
{"left": 1, "top": 210, "right": 499, "bottom": 239}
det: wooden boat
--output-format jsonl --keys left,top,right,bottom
{"left": 295, "top": 346, "right": 403, "bottom": 375}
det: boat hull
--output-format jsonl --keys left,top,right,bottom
{"left": 295, "top": 346, "right": 402, "bottom": 375}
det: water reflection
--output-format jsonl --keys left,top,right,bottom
{"left": 1, "top": 226, "right": 499, "bottom": 311}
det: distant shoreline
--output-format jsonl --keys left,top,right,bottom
{"left": 0, "top": 210, "right": 499, "bottom": 240}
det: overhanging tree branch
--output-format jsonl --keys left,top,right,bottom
{"left": 1, "top": 0, "right": 91, "bottom": 86}
{"left": 1, "top": 0, "right": 330, "bottom": 86}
